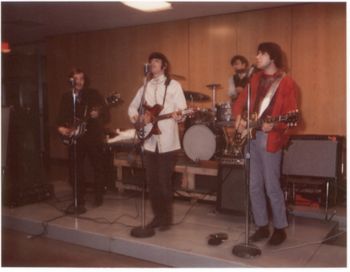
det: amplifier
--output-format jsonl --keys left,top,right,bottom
{"left": 217, "top": 164, "right": 245, "bottom": 214}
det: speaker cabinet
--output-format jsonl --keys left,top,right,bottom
{"left": 282, "top": 135, "right": 343, "bottom": 179}
{"left": 282, "top": 135, "right": 344, "bottom": 207}
{"left": 217, "top": 165, "right": 245, "bottom": 214}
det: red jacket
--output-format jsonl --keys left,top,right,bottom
{"left": 232, "top": 71, "right": 298, "bottom": 153}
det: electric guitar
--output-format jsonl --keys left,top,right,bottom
{"left": 60, "top": 92, "right": 121, "bottom": 145}
{"left": 135, "top": 104, "right": 196, "bottom": 141}
{"left": 233, "top": 110, "right": 299, "bottom": 147}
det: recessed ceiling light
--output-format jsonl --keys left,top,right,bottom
{"left": 122, "top": 1, "right": 172, "bottom": 12}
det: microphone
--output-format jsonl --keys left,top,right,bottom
{"left": 247, "top": 65, "right": 256, "bottom": 78}
{"left": 143, "top": 63, "right": 150, "bottom": 76}
{"left": 69, "top": 77, "right": 75, "bottom": 86}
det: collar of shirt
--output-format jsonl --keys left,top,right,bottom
{"left": 150, "top": 74, "right": 166, "bottom": 86}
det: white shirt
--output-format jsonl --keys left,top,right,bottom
{"left": 228, "top": 76, "right": 237, "bottom": 98}
{"left": 128, "top": 74, "right": 187, "bottom": 153}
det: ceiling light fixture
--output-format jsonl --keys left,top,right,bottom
{"left": 122, "top": 1, "right": 172, "bottom": 12}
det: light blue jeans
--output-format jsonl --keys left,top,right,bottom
{"left": 249, "top": 131, "right": 288, "bottom": 229}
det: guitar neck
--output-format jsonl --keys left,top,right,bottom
{"left": 251, "top": 115, "right": 287, "bottom": 129}
{"left": 156, "top": 109, "right": 192, "bottom": 122}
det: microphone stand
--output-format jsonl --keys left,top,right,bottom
{"left": 130, "top": 72, "right": 155, "bottom": 238}
{"left": 72, "top": 85, "right": 79, "bottom": 215}
{"left": 232, "top": 73, "right": 261, "bottom": 258}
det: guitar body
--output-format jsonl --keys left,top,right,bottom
{"left": 60, "top": 119, "right": 88, "bottom": 145}
{"left": 60, "top": 92, "right": 120, "bottom": 145}
{"left": 135, "top": 104, "right": 196, "bottom": 142}
{"left": 232, "top": 110, "right": 299, "bottom": 151}
{"left": 143, "top": 104, "right": 163, "bottom": 136}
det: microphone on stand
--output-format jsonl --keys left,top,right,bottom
{"left": 143, "top": 63, "right": 150, "bottom": 76}
{"left": 69, "top": 77, "right": 75, "bottom": 87}
{"left": 247, "top": 65, "right": 256, "bottom": 78}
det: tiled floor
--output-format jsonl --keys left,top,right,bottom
{"left": 2, "top": 179, "right": 347, "bottom": 268}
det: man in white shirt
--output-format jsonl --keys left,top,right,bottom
{"left": 128, "top": 52, "right": 187, "bottom": 231}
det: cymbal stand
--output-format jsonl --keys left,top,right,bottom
{"left": 206, "top": 83, "right": 221, "bottom": 123}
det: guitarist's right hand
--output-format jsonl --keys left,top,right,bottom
{"left": 58, "top": 126, "right": 73, "bottom": 136}
{"left": 132, "top": 112, "right": 152, "bottom": 126}
{"left": 235, "top": 115, "right": 247, "bottom": 133}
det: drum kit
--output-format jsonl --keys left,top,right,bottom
{"left": 182, "top": 84, "right": 242, "bottom": 163}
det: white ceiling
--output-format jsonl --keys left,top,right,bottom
{"left": 2, "top": 2, "right": 296, "bottom": 45}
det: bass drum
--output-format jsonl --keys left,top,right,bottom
{"left": 183, "top": 124, "right": 219, "bottom": 162}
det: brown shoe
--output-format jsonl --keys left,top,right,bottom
{"left": 268, "top": 228, "right": 286, "bottom": 245}
{"left": 249, "top": 225, "right": 270, "bottom": 242}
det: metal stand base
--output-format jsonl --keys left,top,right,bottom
{"left": 130, "top": 226, "right": 155, "bottom": 238}
{"left": 232, "top": 243, "right": 261, "bottom": 258}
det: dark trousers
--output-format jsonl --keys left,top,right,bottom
{"left": 68, "top": 141, "right": 105, "bottom": 205}
{"left": 144, "top": 150, "right": 178, "bottom": 224}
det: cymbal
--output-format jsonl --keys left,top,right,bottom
{"left": 183, "top": 90, "right": 211, "bottom": 102}
{"left": 206, "top": 83, "right": 222, "bottom": 89}
{"left": 171, "top": 73, "right": 186, "bottom": 80}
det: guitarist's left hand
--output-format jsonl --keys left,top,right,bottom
{"left": 172, "top": 111, "right": 184, "bottom": 122}
{"left": 262, "top": 122, "right": 274, "bottom": 133}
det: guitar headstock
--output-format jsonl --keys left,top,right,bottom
{"left": 106, "top": 92, "right": 121, "bottom": 105}
{"left": 284, "top": 109, "right": 299, "bottom": 127}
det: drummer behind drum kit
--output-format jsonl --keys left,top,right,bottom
{"left": 182, "top": 84, "right": 243, "bottom": 165}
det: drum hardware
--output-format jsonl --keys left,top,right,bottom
{"left": 216, "top": 101, "right": 232, "bottom": 122}
{"left": 206, "top": 83, "right": 222, "bottom": 114}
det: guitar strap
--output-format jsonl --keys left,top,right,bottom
{"left": 162, "top": 78, "right": 171, "bottom": 107}
{"left": 138, "top": 78, "right": 171, "bottom": 110}
{"left": 257, "top": 73, "right": 285, "bottom": 118}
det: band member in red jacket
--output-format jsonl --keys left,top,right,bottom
{"left": 233, "top": 42, "right": 298, "bottom": 245}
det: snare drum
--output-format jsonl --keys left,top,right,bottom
{"left": 183, "top": 124, "right": 224, "bottom": 161}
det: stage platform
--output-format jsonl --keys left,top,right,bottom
{"left": 2, "top": 180, "right": 347, "bottom": 268}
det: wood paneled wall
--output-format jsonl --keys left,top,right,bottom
{"left": 47, "top": 3, "right": 346, "bottom": 158}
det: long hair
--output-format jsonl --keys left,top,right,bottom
{"left": 257, "top": 42, "right": 283, "bottom": 69}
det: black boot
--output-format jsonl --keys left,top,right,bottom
{"left": 158, "top": 198, "right": 172, "bottom": 232}
{"left": 249, "top": 225, "right": 270, "bottom": 242}
{"left": 268, "top": 228, "right": 287, "bottom": 245}
{"left": 146, "top": 216, "right": 162, "bottom": 229}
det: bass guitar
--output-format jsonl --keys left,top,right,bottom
{"left": 60, "top": 92, "right": 121, "bottom": 145}
{"left": 135, "top": 103, "right": 196, "bottom": 141}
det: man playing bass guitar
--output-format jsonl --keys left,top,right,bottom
{"left": 57, "top": 68, "right": 109, "bottom": 214}
{"left": 128, "top": 52, "right": 187, "bottom": 232}
{"left": 233, "top": 42, "right": 298, "bottom": 246}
